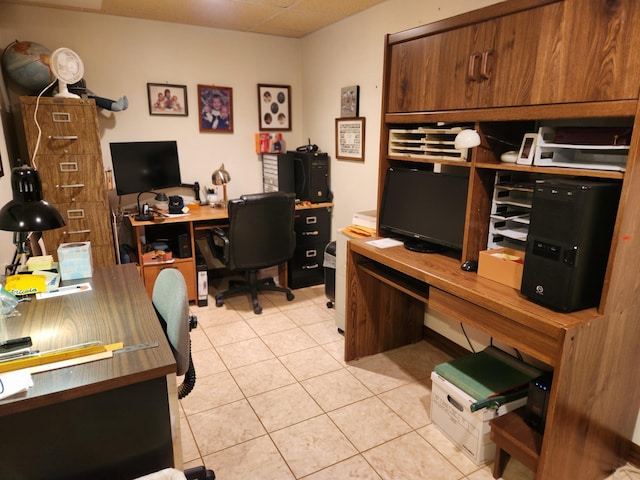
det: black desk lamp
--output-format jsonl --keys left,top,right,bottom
{"left": 0, "top": 165, "right": 66, "bottom": 275}
{"left": 135, "top": 191, "right": 169, "bottom": 221}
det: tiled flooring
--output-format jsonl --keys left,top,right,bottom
{"left": 177, "top": 278, "right": 636, "bottom": 480}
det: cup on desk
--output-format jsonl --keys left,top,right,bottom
{"left": 206, "top": 193, "right": 218, "bottom": 207}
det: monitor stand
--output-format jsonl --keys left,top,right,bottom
{"left": 403, "top": 239, "right": 445, "bottom": 254}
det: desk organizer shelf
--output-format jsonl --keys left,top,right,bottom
{"left": 488, "top": 172, "right": 534, "bottom": 250}
{"left": 388, "top": 126, "right": 469, "bottom": 161}
{"left": 534, "top": 126, "right": 629, "bottom": 172}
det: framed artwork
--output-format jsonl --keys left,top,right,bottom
{"left": 335, "top": 117, "right": 366, "bottom": 161}
{"left": 340, "top": 85, "right": 359, "bottom": 117}
{"left": 258, "top": 84, "right": 291, "bottom": 131}
{"left": 147, "top": 83, "right": 188, "bottom": 116}
{"left": 198, "top": 84, "right": 233, "bottom": 133}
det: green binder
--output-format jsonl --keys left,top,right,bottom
{"left": 433, "top": 346, "right": 542, "bottom": 411}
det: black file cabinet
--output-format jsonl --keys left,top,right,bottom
{"left": 289, "top": 205, "right": 332, "bottom": 289}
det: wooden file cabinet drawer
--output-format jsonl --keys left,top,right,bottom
{"left": 37, "top": 154, "right": 107, "bottom": 203}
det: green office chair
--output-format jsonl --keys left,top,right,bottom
{"left": 152, "top": 268, "right": 197, "bottom": 398}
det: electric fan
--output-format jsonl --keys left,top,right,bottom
{"left": 50, "top": 47, "right": 84, "bottom": 98}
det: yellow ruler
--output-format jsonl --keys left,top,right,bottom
{"left": 0, "top": 342, "right": 123, "bottom": 374}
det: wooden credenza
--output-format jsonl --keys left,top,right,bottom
{"left": 348, "top": 1, "right": 640, "bottom": 479}
{"left": 20, "top": 96, "right": 115, "bottom": 267}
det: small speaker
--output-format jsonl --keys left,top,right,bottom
{"left": 175, "top": 233, "right": 192, "bottom": 258}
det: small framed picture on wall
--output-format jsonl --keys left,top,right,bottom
{"left": 258, "top": 84, "right": 291, "bottom": 131}
{"left": 340, "top": 85, "right": 359, "bottom": 117}
{"left": 198, "top": 84, "right": 234, "bottom": 133}
{"left": 147, "top": 83, "right": 188, "bottom": 116}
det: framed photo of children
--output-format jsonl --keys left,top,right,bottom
{"left": 147, "top": 83, "right": 188, "bottom": 116}
{"left": 198, "top": 84, "right": 234, "bottom": 133}
{"left": 258, "top": 84, "right": 291, "bottom": 131}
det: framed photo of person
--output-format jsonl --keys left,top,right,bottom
{"left": 335, "top": 117, "right": 365, "bottom": 161}
{"left": 147, "top": 83, "right": 188, "bottom": 116}
{"left": 198, "top": 84, "right": 234, "bottom": 133}
{"left": 258, "top": 84, "right": 291, "bottom": 131}
{"left": 340, "top": 85, "right": 359, "bottom": 117}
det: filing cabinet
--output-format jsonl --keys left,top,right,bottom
{"left": 20, "top": 97, "right": 115, "bottom": 267}
{"left": 288, "top": 204, "right": 332, "bottom": 289}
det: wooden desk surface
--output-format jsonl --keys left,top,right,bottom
{"left": 0, "top": 263, "right": 176, "bottom": 416}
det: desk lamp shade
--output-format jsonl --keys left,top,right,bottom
{"left": 0, "top": 165, "right": 65, "bottom": 232}
{"left": 212, "top": 163, "right": 231, "bottom": 206}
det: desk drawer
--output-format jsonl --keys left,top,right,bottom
{"left": 143, "top": 260, "right": 196, "bottom": 301}
{"left": 288, "top": 240, "right": 327, "bottom": 288}
{"left": 294, "top": 208, "right": 331, "bottom": 245}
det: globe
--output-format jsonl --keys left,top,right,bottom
{"left": 2, "top": 40, "right": 54, "bottom": 93}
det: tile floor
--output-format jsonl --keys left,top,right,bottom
{"left": 177, "top": 279, "right": 635, "bottom": 480}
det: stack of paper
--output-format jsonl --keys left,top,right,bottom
{"left": 26, "top": 255, "right": 54, "bottom": 271}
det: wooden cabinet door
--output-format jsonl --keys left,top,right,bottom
{"left": 533, "top": 0, "right": 640, "bottom": 104}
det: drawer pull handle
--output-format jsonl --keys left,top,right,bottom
{"left": 306, "top": 250, "right": 317, "bottom": 257}
{"left": 58, "top": 184, "right": 85, "bottom": 189}
{"left": 468, "top": 52, "right": 482, "bottom": 82}
{"left": 64, "top": 229, "right": 91, "bottom": 235}
{"left": 52, "top": 112, "right": 71, "bottom": 123}
{"left": 302, "top": 264, "right": 319, "bottom": 270}
{"left": 59, "top": 162, "right": 79, "bottom": 172}
{"left": 305, "top": 216, "right": 318, "bottom": 224}
{"left": 479, "top": 49, "right": 494, "bottom": 81}
{"left": 302, "top": 231, "right": 319, "bottom": 236}
{"left": 49, "top": 135, "right": 78, "bottom": 140}
{"left": 66, "top": 209, "right": 85, "bottom": 219}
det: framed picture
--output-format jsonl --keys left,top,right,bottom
{"left": 335, "top": 117, "right": 365, "bottom": 161}
{"left": 198, "top": 84, "right": 233, "bottom": 133}
{"left": 147, "top": 83, "right": 188, "bottom": 116}
{"left": 258, "top": 84, "right": 291, "bottom": 131}
{"left": 340, "top": 85, "right": 359, "bottom": 117}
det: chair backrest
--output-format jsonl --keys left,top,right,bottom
{"left": 225, "top": 191, "right": 296, "bottom": 271}
{"left": 152, "top": 268, "right": 190, "bottom": 376}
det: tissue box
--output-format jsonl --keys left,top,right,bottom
{"left": 57, "top": 242, "right": 93, "bottom": 280}
{"left": 477, "top": 248, "right": 525, "bottom": 289}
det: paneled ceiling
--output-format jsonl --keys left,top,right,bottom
{"left": 0, "top": 0, "right": 388, "bottom": 38}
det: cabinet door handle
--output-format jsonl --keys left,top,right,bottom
{"left": 468, "top": 52, "right": 482, "bottom": 82}
{"left": 479, "top": 49, "right": 494, "bottom": 81}
{"left": 49, "top": 135, "right": 79, "bottom": 140}
{"left": 301, "top": 230, "right": 319, "bottom": 236}
{"left": 302, "top": 264, "right": 319, "bottom": 270}
{"left": 64, "top": 229, "right": 91, "bottom": 235}
{"left": 58, "top": 184, "right": 85, "bottom": 188}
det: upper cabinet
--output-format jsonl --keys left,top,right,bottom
{"left": 385, "top": 0, "right": 640, "bottom": 113}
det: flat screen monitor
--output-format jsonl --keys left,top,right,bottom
{"left": 110, "top": 141, "right": 182, "bottom": 195}
{"left": 379, "top": 167, "right": 469, "bottom": 253}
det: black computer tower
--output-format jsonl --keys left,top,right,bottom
{"left": 289, "top": 151, "right": 330, "bottom": 203}
{"left": 520, "top": 179, "right": 621, "bottom": 312}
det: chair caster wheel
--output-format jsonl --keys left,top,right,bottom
{"left": 286, "top": 293, "right": 295, "bottom": 301}
{"left": 327, "top": 301, "right": 334, "bottom": 308}
{"left": 215, "top": 299, "right": 223, "bottom": 307}
{"left": 253, "top": 306, "right": 263, "bottom": 314}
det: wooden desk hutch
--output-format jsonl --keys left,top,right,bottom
{"left": 346, "top": 1, "right": 640, "bottom": 479}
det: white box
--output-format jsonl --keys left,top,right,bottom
{"left": 352, "top": 210, "right": 376, "bottom": 230}
{"left": 430, "top": 371, "right": 527, "bottom": 465}
{"left": 57, "top": 242, "right": 93, "bottom": 280}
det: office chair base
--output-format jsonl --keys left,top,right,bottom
{"left": 215, "top": 271, "right": 294, "bottom": 314}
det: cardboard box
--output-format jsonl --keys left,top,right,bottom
{"left": 430, "top": 371, "right": 527, "bottom": 465}
{"left": 477, "top": 248, "right": 525, "bottom": 289}
{"left": 57, "top": 242, "right": 93, "bottom": 280}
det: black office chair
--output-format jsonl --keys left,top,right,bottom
{"left": 213, "top": 191, "right": 296, "bottom": 314}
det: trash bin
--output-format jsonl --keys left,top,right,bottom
{"left": 324, "top": 241, "right": 336, "bottom": 308}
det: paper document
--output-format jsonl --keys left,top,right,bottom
{"left": 367, "top": 238, "right": 404, "bottom": 248}
{"left": 36, "top": 282, "right": 92, "bottom": 300}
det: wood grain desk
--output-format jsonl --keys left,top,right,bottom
{"left": 129, "top": 202, "right": 334, "bottom": 301}
{"left": 0, "top": 264, "right": 178, "bottom": 479}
